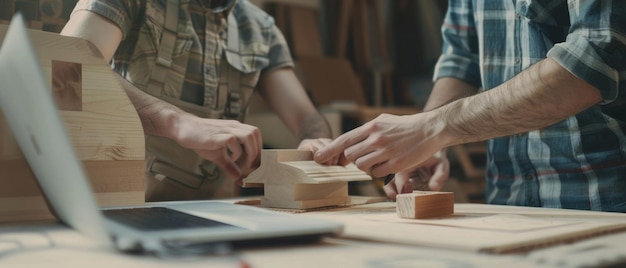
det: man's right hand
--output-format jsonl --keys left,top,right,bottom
{"left": 173, "top": 113, "right": 262, "bottom": 181}
{"left": 382, "top": 151, "right": 450, "bottom": 201}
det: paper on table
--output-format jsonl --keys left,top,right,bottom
{"left": 364, "top": 213, "right": 581, "bottom": 232}
{"left": 307, "top": 203, "right": 626, "bottom": 254}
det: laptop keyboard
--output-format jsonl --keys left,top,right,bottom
{"left": 102, "top": 207, "right": 234, "bottom": 231}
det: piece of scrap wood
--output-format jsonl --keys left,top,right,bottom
{"left": 396, "top": 191, "right": 454, "bottom": 219}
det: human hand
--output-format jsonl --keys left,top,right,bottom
{"left": 298, "top": 138, "right": 348, "bottom": 165}
{"left": 314, "top": 113, "right": 446, "bottom": 177}
{"left": 174, "top": 115, "right": 262, "bottom": 180}
{"left": 382, "top": 151, "right": 450, "bottom": 201}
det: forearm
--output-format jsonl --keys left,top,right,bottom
{"left": 424, "top": 77, "right": 479, "bottom": 112}
{"left": 296, "top": 112, "right": 332, "bottom": 141}
{"left": 423, "top": 78, "right": 479, "bottom": 155}
{"left": 436, "top": 58, "right": 603, "bottom": 146}
{"left": 258, "top": 67, "right": 332, "bottom": 141}
{"left": 114, "top": 74, "right": 184, "bottom": 139}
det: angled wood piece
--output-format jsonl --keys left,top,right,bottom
{"left": 0, "top": 25, "right": 145, "bottom": 224}
{"left": 396, "top": 191, "right": 454, "bottom": 219}
{"left": 243, "top": 149, "right": 371, "bottom": 209}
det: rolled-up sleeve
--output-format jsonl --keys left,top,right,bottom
{"left": 547, "top": 1, "right": 626, "bottom": 105}
{"left": 433, "top": 0, "right": 481, "bottom": 88}
{"left": 264, "top": 23, "right": 294, "bottom": 72}
{"left": 71, "top": 0, "right": 139, "bottom": 40}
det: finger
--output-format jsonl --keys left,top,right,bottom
{"left": 299, "top": 138, "right": 332, "bottom": 151}
{"left": 225, "top": 136, "right": 243, "bottom": 162}
{"left": 357, "top": 150, "right": 395, "bottom": 177}
{"left": 409, "top": 168, "right": 431, "bottom": 191}
{"left": 393, "top": 171, "right": 414, "bottom": 194}
{"left": 345, "top": 136, "right": 385, "bottom": 172}
{"left": 429, "top": 161, "right": 450, "bottom": 191}
{"left": 217, "top": 159, "right": 242, "bottom": 180}
{"left": 370, "top": 162, "right": 396, "bottom": 178}
{"left": 325, "top": 154, "right": 341, "bottom": 166}
{"left": 338, "top": 153, "right": 351, "bottom": 166}
{"left": 307, "top": 141, "right": 322, "bottom": 154}
{"left": 314, "top": 127, "right": 369, "bottom": 163}
{"left": 252, "top": 127, "right": 262, "bottom": 168}
{"left": 311, "top": 140, "right": 342, "bottom": 165}
{"left": 239, "top": 127, "right": 261, "bottom": 170}
{"left": 199, "top": 149, "right": 242, "bottom": 180}
{"left": 383, "top": 178, "right": 399, "bottom": 201}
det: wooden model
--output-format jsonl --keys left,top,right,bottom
{"left": 396, "top": 191, "right": 454, "bottom": 219}
{"left": 243, "top": 149, "right": 372, "bottom": 209}
{"left": 0, "top": 24, "right": 145, "bottom": 223}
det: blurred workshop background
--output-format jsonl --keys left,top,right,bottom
{"left": 0, "top": 0, "right": 487, "bottom": 203}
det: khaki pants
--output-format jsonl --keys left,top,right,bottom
{"left": 144, "top": 138, "right": 240, "bottom": 202}
{"left": 145, "top": 169, "right": 239, "bottom": 202}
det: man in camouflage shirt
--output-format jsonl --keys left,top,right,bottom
{"left": 61, "top": 0, "right": 335, "bottom": 201}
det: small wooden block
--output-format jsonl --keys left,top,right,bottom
{"left": 396, "top": 191, "right": 454, "bottom": 219}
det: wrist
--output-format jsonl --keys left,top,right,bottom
{"left": 422, "top": 109, "right": 457, "bottom": 149}
{"left": 162, "top": 109, "right": 192, "bottom": 141}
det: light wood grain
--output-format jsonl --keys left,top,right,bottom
{"left": 0, "top": 25, "right": 145, "bottom": 224}
{"left": 396, "top": 191, "right": 454, "bottom": 219}
{"left": 243, "top": 149, "right": 371, "bottom": 209}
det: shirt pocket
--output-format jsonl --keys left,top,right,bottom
{"left": 144, "top": 16, "right": 193, "bottom": 59}
{"left": 518, "top": 0, "right": 569, "bottom": 43}
{"left": 224, "top": 44, "right": 270, "bottom": 74}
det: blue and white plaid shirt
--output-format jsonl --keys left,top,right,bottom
{"left": 434, "top": 0, "right": 626, "bottom": 212}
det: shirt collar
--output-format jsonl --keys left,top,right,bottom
{"left": 205, "top": 0, "right": 237, "bottom": 14}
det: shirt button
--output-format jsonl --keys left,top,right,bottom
{"left": 515, "top": 58, "right": 521, "bottom": 64}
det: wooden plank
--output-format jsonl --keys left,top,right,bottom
{"left": 288, "top": 5, "right": 323, "bottom": 57}
{"left": 0, "top": 24, "right": 145, "bottom": 224}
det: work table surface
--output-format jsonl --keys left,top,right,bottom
{"left": 1, "top": 201, "right": 625, "bottom": 268}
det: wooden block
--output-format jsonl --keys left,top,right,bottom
{"left": 262, "top": 196, "right": 350, "bottom": 210}
{"left": 243, "top": 149, "right": 371, "bottom": 209}
{"left": 396, "top": 191, "right": 454, "bottom": 219}
{"left": 264, "top": 182, "right": 348, "bottom": 201}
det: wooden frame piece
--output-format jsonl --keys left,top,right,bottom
{"left": 0, "top": 25, "right": 145, "bottom": 224}
{"left": 243, "top": 149, "right": 372, "bottom": 209}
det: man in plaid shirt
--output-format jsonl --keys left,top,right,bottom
{"left": 316, "top": 0, "right": 626, "bottom": 212}
{"left": 61, "top": 0, "right": 335, "bottom": 201}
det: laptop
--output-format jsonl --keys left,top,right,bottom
{"left": 0, "top": 14, "right": 342, "bottom": 255}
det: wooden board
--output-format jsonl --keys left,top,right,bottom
{"left": 0, "top": 25, "right": 145, "bottom": 224}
